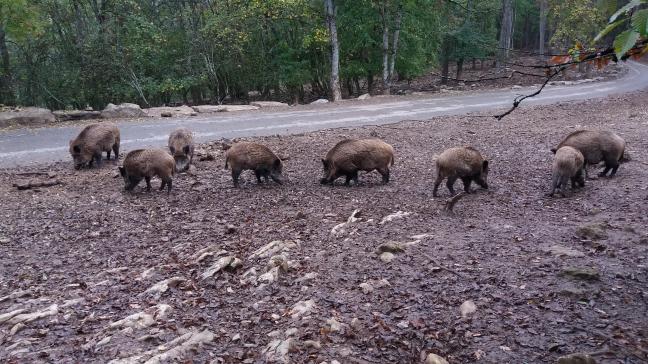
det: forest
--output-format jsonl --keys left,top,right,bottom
{"left": 0, "top": 0, "right": 645, "bottom": 110}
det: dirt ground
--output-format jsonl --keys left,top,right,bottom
{"left": 1, "top": 90, "right": 647, "bottom": 364}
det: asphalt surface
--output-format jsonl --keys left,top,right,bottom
{"left": 1, "top": 61, "right": 647, "bottom": 168}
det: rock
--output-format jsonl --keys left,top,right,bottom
{"left": 100, "top": 103, "right": 146, "bottom": 119}
{"left": 192, "top": 104, "right": 259, "bottom": 113}
{"left": 379, "top": 252, "right": 395, "bottom": 263}
{"left": 145, "top": 105, "right": 195, "bottom": 117}
{"left": 226, "top": 224, "right": 237, "bottom": 234}
{"left": 303, "top": 340, "right": 321, "bottom": 349}
{"left": 397, "top": 320, "right": 409, "bottom": 329}
{"left": 326, "top": 317, "right": 343, "bottom": 332}
{"left": 289, "top": 299, "right": 315, "bottom": 319}
{"left": 310, "top": 99, "right": 329, "bottom": 104}
{"left": 0, "top": 107, "right": 56, "bottom": 128}
{"left": 426, "top": 353, "right": 449, "bottom": 364}
{"left": 379, "top": 211, "right": 411, "bottom": 224}
{"left": 248, "top": 90, "right": 261, "bottom": 97}
{"left": 557, "top": 353, "right": 597, "bottom": 364}
{"left": 264, "top": 338, "right": 296, "bottom": 363}
{"left": 109, "top": 312, "right": 155, "bottom": 330}
{"left": 258, "top": 266, "right": 280, "bottom": 284}
{"left": 460, "top": 300, "right": 477, "bottom": 318}
{"left": 250, "top": 101, "right": 289, "bottom": 108}
{"left": 560, "top": 267, "right": 600, "bottom": 281}
{"left": 377, "top": 242, "right": 404, "bottom": 254}
{"left": 330, "top": 209, "right": 362, "bottom": 236}
{"left": 296, "top": 272, "right": 318, "bottom": 283}
{"left": 359, "top": 282, "right": 374, "bottom": 294}
{"left": 511, "top": 85, "right": 523, "bottom": 89}
{"left": 202, "top": 256, "right": 242, "bottom": 279}
{"left": 53, "top": 110, "right": 101, "bottom": 121}
{"left": 143, "top": 276, "right": 186, "bottom": 298}
{"left": 545, "top": 245, "right": 585, "bottom": 258}
{"left": 357, "top": 93, "right": 371, "bottom": 100}
{"left": 576, "top": 223, "right": 608, "bottom": 240}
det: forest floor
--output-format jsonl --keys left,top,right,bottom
{"left": 0, "top": 90, "right": 647, "bottom": 363}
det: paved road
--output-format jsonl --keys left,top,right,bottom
{"left": 2, "top": 61, "right": 648, "bottom": 168}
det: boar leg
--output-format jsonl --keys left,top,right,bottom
{"left": 126, "top": 177, "right": 142, "bottom": 191}
{"left": 446, "top": 176, "right": 458, "bottom": 196}
{"left": 160, "top": 178, "right": 172, "bottom": 193}
{"left": 94, "top": 152, "right": 103, "bottom": 168}
{"left": 378, "top": 167, "right": 390, "bottom": 184}
{"left": 232, "top": 169, "right": 242, "bottom": 187}
{"left": 254, "top": 170, "right": 263, "bottom": 184}
{"left": 106, "top": 150, "right": 111, "bottom": 160}
{"left": 112, "top": 144, "right": 120, "bottom": 160}
{"left": 145, "top": 177, "right": 152, "bottom": 192}
{"left": 461, "top": 177, "right": 473, "bottom": 193}
{"left": 600, "top": 156, "right": 619, "bottom": 177}
{"left": 432, "top": 175, "right": 444, "bottom": 197}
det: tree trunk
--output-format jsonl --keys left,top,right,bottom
{"left": 0, "top": 25, "right": 14, "bottom": 105}
{"left": 441, "top": 58, "right": 449, "bottom": 85}
{"left": 456, "top": 59, "right": 464, "bottom": 81}
{"left": 381, "top": 1, "right": 390, "bottom": 95}
{"left": 325, "top": 0, "right": 342, "bottom": 101}
{"left": 367, "top": 72, "right": 374, "bottom": 93}
{"left": 497, "top": 0, "right": 514, "bottom": 68}
{"left": 388, "top": 5, "right": 403, "bottom": 92}
{"left": 538, "top": 0, "right": 547, "bottom": 56}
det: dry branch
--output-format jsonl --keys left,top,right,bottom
{"left": 444, "top": 192, "right": 467, "bottom": 214}
{"left": 13, "top": 179, "right": 61, "bottom": 190}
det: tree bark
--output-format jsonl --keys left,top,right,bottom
{"left": 388, "top": 4, "right": 403, "bottom": 92}
{"left": 325, "top": 0, "right": 342, "bottom": 102}
{"left": 497, "top": 0, "right": 514, "bottom": 68}
{"left": 381, "top": 1, "right": 390, "bottom": 95}
{"left": 0, "top": 24, "right": 14, "bottom": 105}
{"left": 538, "top": 0, "right": 547, "bottom": 56}
{"left": 456, "top": 59, "right": 464, "bottom": 81}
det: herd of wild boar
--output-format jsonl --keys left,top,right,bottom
{"left": 68, "top": 122, "right": 627, "bottom": 198}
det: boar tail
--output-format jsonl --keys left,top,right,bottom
{"left": 224, "top": 155, "right": 229, "bottom": 170}
{"left": 390, "top": 154, "right": 395, "bottom": 166}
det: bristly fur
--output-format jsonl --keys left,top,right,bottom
{"left": 119, "top": 149, "right": 175, "bottom": 193}
{"left": 69, "top": 123, "right": 120, "bottom": 169}
{"left": 320, "top": 138, "right": 394, "bottom": 186}
{"left": 548, "top": 146, "right": 585, "bottom": 198}
{"left": 553, "top": 129, "right": 626, "bottom": 177}
{"left": 433, "top": 146, "right": 489, "bottom": 197}
{"left": 225, "top": 142, "right": 284, "bottom": 187}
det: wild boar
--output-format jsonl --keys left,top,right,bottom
{"left": 168, "top": 128, "right": 195, "bottom": 172}
{"left": 548, "top": 146, "right": 585, "bottom": 197}
{"left": 225, "top": 142, "right": 284, "bottom": 187}
{"left": 320, "top": 138, "right": 394, "bottom": 186}
{"left": 69, "top": 123, "right": 120, "bottom": 169}
{"left": 433, "top": 146, "right": 489, "bottom": 197}
{"left": 551, "top": 130, "right": 626, "bottom": 177}
{"left": 119, "top": 149, "right": 175, "bottom": 193}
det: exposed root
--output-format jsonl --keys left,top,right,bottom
{"left": 379, "top": 211, "right": 411, "bottom": 224}
{"left": 142, "top": 277, "right": 186, "bottom": 298}
{"left": 0, "top": 290, "right": 31, "bottom": 303}
{"left": 13, "top": 179, "right": 61, "bottom": 190}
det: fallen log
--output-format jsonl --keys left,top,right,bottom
{"left": 13, "top": 179, "right": 61, "bottom": 190}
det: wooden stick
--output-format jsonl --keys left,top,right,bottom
{"left": 444, "top": 192, "right": 467, "bottom": 214}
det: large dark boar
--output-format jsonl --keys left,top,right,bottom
{"left": 551, "top": 130, "right": 626, "bottom": 177}
{"left": 168, "top": 128, "right": 194, "bottom": 172}
{"left": 433, "top": 146, "right": 489, "bottom": 197}
{"left": 119, "top": 149, "right": 175, "bottom": 193}
{"left": 69, "top": 123, "right": 120, "bottom": 169}
{"left": 320, "top": 138, "right": 394, "bottom": 186}
{"left": 225, "top": 142, "right": 284, "bottom": 187}
{"left": 548, "top": 146, "right": 585, "bottom": 197}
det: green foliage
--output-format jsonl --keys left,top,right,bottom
{"left": 549, "top": 0, "right": 607, "bottom": 49}
{"left": 596, "top": 0, "right": 647, "bottom": 60}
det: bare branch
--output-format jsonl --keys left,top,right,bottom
{"left": 444, "top": 191, "right": 467, "bottom": 214}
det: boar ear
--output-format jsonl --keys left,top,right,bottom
{"left": 183, "top": 145, "right": 190, "bottom": 154}
{"left": 274, "top": 158, "right": 282, "bottom": 168}
{"left": 169, "top": 146, "right": 175, "bottom": 154}
{"left": 550, "top": 148, "right": 557, "bottom": 154}
{"left": 321, "top": 159, "right": 327, "bottom": 167}
{"left": 73, "top": 145, "right": 81, "bottom": 153}
{"left": 118, "top": 167, "right": 126, "bottom": 177}
{"left": 482, "top": 160, "right": 489, "bottom": 170}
